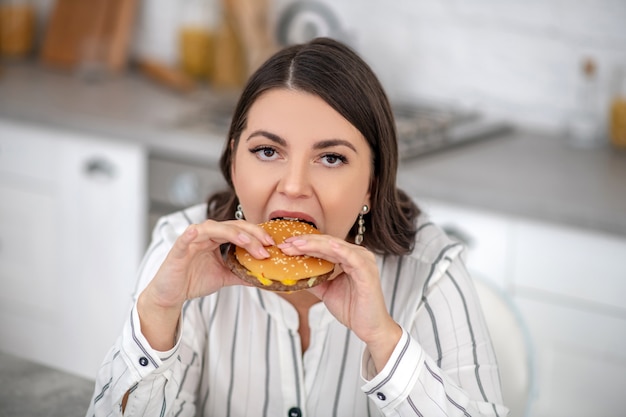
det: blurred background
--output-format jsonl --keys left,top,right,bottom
{"left": 1, "top": 0, "right": 625, "bottom": 416}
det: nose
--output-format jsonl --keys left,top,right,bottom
{"left": 277, "top": 158, "right": 313, "bottom": 199}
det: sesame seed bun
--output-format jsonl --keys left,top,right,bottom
{"left": 225, "top": 219, "right": 335, "bottom": 291}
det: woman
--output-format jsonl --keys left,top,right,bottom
{"left": 87, "top": 38, "right": 508, "bottom": 417}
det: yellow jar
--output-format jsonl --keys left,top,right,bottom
{"left": 609, "top": 66, "right": 626, "bottom": 149}
{"left": 610, "top": 97, "right": 626, "bottom": 148}
{"left": 178, "top": 0, "right": 218, "bottom": 80}
{"left": 180, "top": 26, "right": 214, "bottom": 79}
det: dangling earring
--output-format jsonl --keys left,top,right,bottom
{"left": 355, "top": 205, "right": 368, "bottom": 245}
{"left": 235, "top": 204, "right": 244, "bottom": 220}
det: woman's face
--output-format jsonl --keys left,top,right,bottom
{"left": 231, "top": 88, "right": 372, "bottom": 239}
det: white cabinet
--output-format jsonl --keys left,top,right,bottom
{"left": 511, "top": 219, "right": 626, "bottom": 417}
{"left": 418, "top": 198, "right": 626, "bottom": 417}
{"left": 516, "top": 295, "right": 626, "bottom": 417}
{"left": 0, "top": 118, "right": 147, "bottom": 379}
{"left": 511, "top": 220, "right": 626, "bottom": 313}
{"left": 418, "top": 198, "right": 514, "bottom": 291}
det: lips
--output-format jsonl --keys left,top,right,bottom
{"left": 268, "top": 211, "right": 317, "bottom": 228}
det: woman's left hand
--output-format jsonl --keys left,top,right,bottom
{"left": 278, "top": 235, "right": 402, "bottom": 370}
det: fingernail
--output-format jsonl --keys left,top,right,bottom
{"left": 291, "top": 238, "right": 307, "bottom": 247}
{"left": 265, "top": 234, "right": 275, "bottom": 245}
{"left": 259, "top": 247, "right": 270, "bottom": 258}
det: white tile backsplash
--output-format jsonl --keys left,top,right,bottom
{"left": 312, "top": 0, "right": 626, "bottom": 134}
{"left": 32, "top": 0, "right": 626, "bottom": 135}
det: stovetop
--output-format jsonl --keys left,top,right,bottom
{"left": 169, "top": 97, "right": 513, "bottom": 160}
{"left": 392, "top": 102, "right": 513, "bottom": 160}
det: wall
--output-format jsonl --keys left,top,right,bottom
{"left": 31, "top": 0, "right": 626, "bottom": 135}
{"left": 319, "top": 0, "right": 626, "bottom": 134}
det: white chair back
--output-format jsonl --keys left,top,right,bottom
{"left": 474, "top": 279, "right": 534, "bottom": 417}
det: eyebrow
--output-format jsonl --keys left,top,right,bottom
{"left": 313, "top": 139, "right": 357, "bottom": 153}
{"left": 246, "top": 130, "right": 358, "bottom": 153}
{"left": 246, "top": 130, "right": 286, "bottom": 146}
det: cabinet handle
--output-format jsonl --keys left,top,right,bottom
{"left": 84, "top": 157, "right": 116, "bottom": 181}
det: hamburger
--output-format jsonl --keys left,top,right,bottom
{"left": 225, "top": 219, "right": 335, "bottom": 291}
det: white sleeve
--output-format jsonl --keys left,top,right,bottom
{"left": 85, "top": 304, "right": 184, "bottom": 416}
{"left": 361, "top": 257, "right": 510, "bottom": 417}
{"left": 86, "top": 210, "right": 205, "bottom": 417}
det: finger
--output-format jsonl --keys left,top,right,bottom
{"left": 281, "top": 236, "right": 377, "bottom": 282}
{"left": 230, "top": 220, "right": 275, "bottom": 246}
{"left": 169, "top": 224, "right": 200, "bottom": 260}
{"left": 327, "top": 240, "right": 379, "bottom": 280}
{"left": 193, "top": 220, "right": 272, "bottom": 259}
{"left": 194, "top": 219, "right": 271, "bottom": 245}
{"left": 278, "top": 235, "right": 352, "bottom": 264}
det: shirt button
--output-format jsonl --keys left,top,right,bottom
{"left": 377, "top": 392, "right": 386, "bottom": 401}
{"left": 288, "top": 407, "right": 302, "bottom": 417}
{"left": 138, "top": 356, "right": 149, "bottom": 367}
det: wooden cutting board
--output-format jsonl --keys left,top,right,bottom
{"left": 226, "top": 0, "right": 276, "bottom": 76}
{"left": 40, "top": 0, "right": 138, "bottom": 72}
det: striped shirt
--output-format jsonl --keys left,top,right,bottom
{"left": 87, "top": 203, "right": 508, "bottom": 417}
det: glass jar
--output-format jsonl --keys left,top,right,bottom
{"left": 609, "top": 66, "right": 626, "bottom": 149}
{"left": 179, "top": 0, "right": 218, "bottom": 79}
{"left": 566, "top": 57, "right": 606, "bottom": 148}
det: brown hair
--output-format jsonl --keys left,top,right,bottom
{"left": 207, "top": 37, "right": 419, "bottom": 255}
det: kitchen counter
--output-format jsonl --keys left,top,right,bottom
{"left": 0, "top": 350, "right": 94, "bottom": 416}
{"left": 2, "top": 62, "right": 626, "bottom": 237}
{"left": 397, "top": 129, "right": 626, "bottom": 237}
{"left": 0, "top": 61, "right": 228, "bottom": 166}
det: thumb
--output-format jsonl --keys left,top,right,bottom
{"left": 170, "top": 225, "right": 198, "bottom": 260}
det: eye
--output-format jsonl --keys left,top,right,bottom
{"left": 250, "top": 146, "right": 280, "bottom": 161}
{"left": 320, "top": 153, "right": 348, "bottom": 167}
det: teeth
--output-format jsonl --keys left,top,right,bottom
{"left": 271, "top": 217, "right": 317, "bottom": 229}
{"left": 271, "top": 217, "right": 299, "bottom": 221}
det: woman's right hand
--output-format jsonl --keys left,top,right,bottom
{"left": 137, "top": 219, "right": 274, "bottom": 350}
